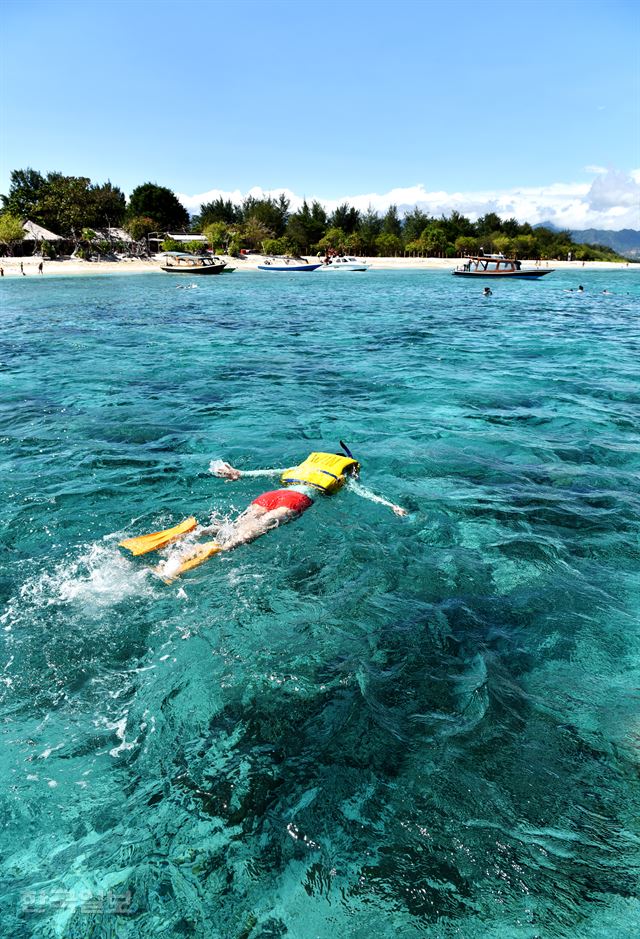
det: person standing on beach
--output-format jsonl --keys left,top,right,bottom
{"left": 38, "top": 261, "right": 43, "bottom": 274}
{"left": 20, "top": 261, "right": 25, "bottom": 276}
{"left": 0, "top": 266, "right": 4, "bottom": 277}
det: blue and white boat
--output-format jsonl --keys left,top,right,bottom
{"left": 258, "top": 255, "right": 321, "bottom": 272}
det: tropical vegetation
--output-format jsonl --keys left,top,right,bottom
{"left": 0, "top": 212, "right": 25, "bottom": 253}
{"left": 0, "top": 167, "right": 627, "bottom": 262}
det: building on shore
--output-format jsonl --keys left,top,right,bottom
{"left": 147, "top": 232, "right": 208, "bottom": 253}
{"left": 21, "top": 220, "right": 65, "bottom": 254}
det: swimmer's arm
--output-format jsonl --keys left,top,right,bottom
{"left": 209, "top": 459, "right": 284, "bottom": 481}
{"left": 238, "top": 467, "right": 286, "bottom": 477}
{"left": 349, "top": 479, "right": 408, "bottom": 516}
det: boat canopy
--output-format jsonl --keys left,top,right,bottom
{"left": 460, "top": 256, "right": 522, "bottom": 272}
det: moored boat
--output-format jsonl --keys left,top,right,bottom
{"left": 453, "top": 253, "right": 553, "bottom": 278}
{"left": 258, "top": 256, "right": 321, "bottom": 272}
{"left": 321, "top": 255, "right": 370, "bottom": 271}
{"left": 161, "top": 254, "right": 227, "bottom": 275}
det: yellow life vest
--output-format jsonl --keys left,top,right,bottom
{"left": 281, "top": 452, "right": 360, "bottom": 494}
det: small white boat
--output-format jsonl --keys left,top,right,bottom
{"left": 321, "top": 255, "right": 370, "bottom": 271}
{"left": 258, "top": 255, "right": 321, "bottom": 272}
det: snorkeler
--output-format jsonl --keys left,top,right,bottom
{"left": 119, "top": 443, "right": 407, "bottom": 581}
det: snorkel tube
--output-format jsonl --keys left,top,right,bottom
{"left": 339, "top": 440, "right": 360, "bottom": 478}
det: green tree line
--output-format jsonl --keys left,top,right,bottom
{"left": 195, "top": 200, "right": 621, "bottom": 261}
{"left": 0, "top": 169, "right": 189, "bottom": 246}
{"left": 0, "top": 167, "right": 625, "bottom": 262}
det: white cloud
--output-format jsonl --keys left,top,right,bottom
{"left": 177, "top": 168, "right": 640, "bottom": 230}
{"left": 587, "top": 169, "right": 640, "bottom": 212}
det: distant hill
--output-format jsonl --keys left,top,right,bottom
{"left": 538, "top": 223, "right": 640, "bottom": 258}
{"left": 569, "top": 229, "right": 640, "bottom": 259}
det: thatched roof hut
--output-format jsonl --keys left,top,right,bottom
{"left": 92, "top": 227, "right": 135, "bottom": 243}
{"left": 22, "top": 220, "right": 63, "bottom": 242}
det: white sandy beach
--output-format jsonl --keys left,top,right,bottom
{"left": 0, "top": 255, "right": 634, "bottom": 278}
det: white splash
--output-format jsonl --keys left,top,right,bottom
{"left": 17, "top": 542, "right": 156, "bottom": 610}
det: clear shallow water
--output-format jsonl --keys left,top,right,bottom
{"left": 1, "top": 269, "right": 639, "bottom": 938}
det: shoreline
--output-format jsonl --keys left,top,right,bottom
{"left": 0, "top": 255, "right": 635, "bottom": 278}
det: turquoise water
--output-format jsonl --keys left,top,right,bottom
{"left": 1, "top": 269, "right": 639, "bottom": 938}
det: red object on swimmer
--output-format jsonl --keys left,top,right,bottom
{"left": 252, "top": 489, "right": 314, "bottom": 513}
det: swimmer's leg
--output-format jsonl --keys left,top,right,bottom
{"left": 218, "top": 505, "right": 300, "bottom": 551}
{"left": 154, "top": 506, "right": 300, "bottom": 581}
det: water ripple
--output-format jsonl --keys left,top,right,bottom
{"left": 1, "top": 270, "right": 639, "bottom": 937}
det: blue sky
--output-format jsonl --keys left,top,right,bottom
{"left": 1, "top": 0, "right": 639, "bottom": 227}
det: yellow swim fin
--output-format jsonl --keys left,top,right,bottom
{"left": 119, "top": 517, "right": 197, "bottom": 556}
{"left": 155, "top": 541, "right": 221, "bottom": 583}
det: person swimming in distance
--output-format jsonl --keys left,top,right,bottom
{"left": 483, "top": 287, "right": 492, "bottom": 296}
{"left": 119, "top": 444, "right": 407, "bottom": 581}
